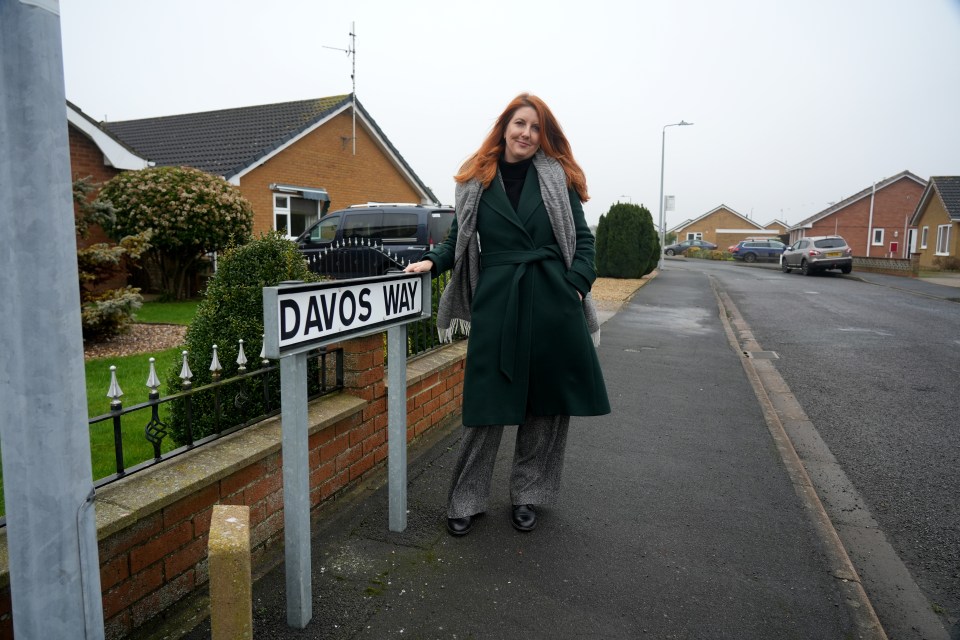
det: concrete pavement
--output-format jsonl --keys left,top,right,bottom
{"left": 174, "top": 268, "right": 885, "bottom": 639}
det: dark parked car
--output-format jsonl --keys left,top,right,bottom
{"left": 297, "top": 203, "right": 454, "bottom": 278}
{"left": 781, "top": 235, "right": 853, "bottom": 275}
{"left": 663, "top": 239, "right": 718, "bottom": 256}
{"left": 731, "top": 240, "right": 787, "bottom": 263}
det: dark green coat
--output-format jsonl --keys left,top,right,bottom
{"left": 424, "top": 165, "right": 610, "bottom": 426}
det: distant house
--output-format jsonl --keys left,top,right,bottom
{"left": 764, "top": 218, "right": 789, "bottom": 237}
{"left": 670, "top": 205, "right": 782, "bottom": 249}
{"left": 101, "top": 94, "right": 438, "bottom": 239}
{"left": 909, "top": 176, "right": 960, "bottom": 269}
{"left": 786, "top": 171, "right": 926, "bottom": 257}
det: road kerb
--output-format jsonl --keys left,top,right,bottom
{"left": 710, "top": 279, "right": 889, "bottom": 640}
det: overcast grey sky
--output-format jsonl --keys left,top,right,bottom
{"left": 60, "top": 0, "right": 960, "bottom": 229}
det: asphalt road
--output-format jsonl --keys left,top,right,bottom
{"left": 669, "top": 259, "right": 960, "bottom": 639}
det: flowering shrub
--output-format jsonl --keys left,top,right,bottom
{"left": 97, "top": 166, "right": 254, "bottom": 299}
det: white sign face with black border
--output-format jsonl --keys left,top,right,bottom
{"left": 263, "top": 273, "right": 430, "bottom": 358}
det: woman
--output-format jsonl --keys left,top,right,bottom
{"left": 405, "top": 93, "right": 609, "bottom": 536}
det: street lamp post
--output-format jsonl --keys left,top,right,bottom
{"left": 658, "top": 120, "right": 694, "bottom": 271}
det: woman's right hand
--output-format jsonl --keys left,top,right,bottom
{"left": 404, "top": 259, "right": 434, "bottom": 273}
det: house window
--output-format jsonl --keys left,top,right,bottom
{"left": 274, "top": 195, "right": 290, "bottom": 236}
{"left": 686, "top": 232, "right": 703, "bottom": 241}
{"left": 935, "top": 225, "right": 951, "bottom": 256}
{"left": 274, "top": 194, "right": 320, "bottom": 239}
{"left": 921, "top": 226, "right": 929, "bottom": 249}
{"left": 872, "top": 229, "right": 884, "bottom": 246}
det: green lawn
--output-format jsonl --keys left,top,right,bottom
{"left": 86, "top": 346, "right": 185, "bottom": 479}
{"left": 0, "top": 301, "right": 200, "bottom": 518}
{"left": 135, "top": 299, "right": 200, "bottom": 324}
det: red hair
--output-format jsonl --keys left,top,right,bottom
{"left": 455, "top": 93, "right": 589, "bottom": 202}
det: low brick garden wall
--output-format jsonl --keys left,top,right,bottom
{"left": 0, "top": 334, "right": 467, "bottom": 639}
{"left": 853, "top": 255, "right": 919, "bottom": 277}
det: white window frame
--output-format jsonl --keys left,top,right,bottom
{"left": 273, "top": 193, "right": 322, "bottom": 240}
{"left": 686, "top": 232, "right": 703, "bottom": 241}
{"left": 274, "top": 194, "right": 291, "bottom": 238}
{"left": 920, "top": 226, "right": 929, "bottom": 249}
{"left": 935, "top": 224, "right": 951, "bottom": 256}
{"left": 872, "top": 228, "right": 884, "bottom": 246}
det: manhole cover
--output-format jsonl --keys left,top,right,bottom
{"left": 743, "top": 350, "right": 779, "bottom": 359}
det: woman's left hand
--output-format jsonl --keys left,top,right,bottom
{"left": 404, "top": 259, "right": 434, "bottom": 273}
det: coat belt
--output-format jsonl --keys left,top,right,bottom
{"left": 480, "top": 245, "right": 563, "bottom": 381}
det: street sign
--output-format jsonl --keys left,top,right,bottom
{"left": 262, "top": 271, "right": 431, "bottom": 627}
{"left": 263, "top": 273, "right": 429, "bottom": 358}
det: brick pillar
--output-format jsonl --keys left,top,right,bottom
{"left": 340, "top": 333, "right": 386, "bottom": 402}
{"left": 209, "top": 505, "right": 252, "bottom": 640}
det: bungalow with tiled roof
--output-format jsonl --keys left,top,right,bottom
{"left": 670, "top": 205, "right": 780, "bottom": 249}
{"left": 101, "top": 94, "right": 438, "bottom": 239}
{"left": 909, "top": 176, "right": 960, "bottom": 269}
{"left": 786, "top": 171, "right": 926, "bottom": 258}
{"left": 764, "top": 218, "right": 789, "bottom": 236}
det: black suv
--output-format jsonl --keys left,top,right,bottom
{"left": 297, "top": 203, "right": 454, "bottom": 279}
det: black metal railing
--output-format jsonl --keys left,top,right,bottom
{"left": 302, "top": 239, "right": 406, "bottom": 280}
{"left": 87, "top": 344, "right": 343, "bottom": 489}
{"left": 303, "top": 243, "right": 461, "bottom": 358}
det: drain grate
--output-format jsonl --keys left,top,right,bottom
{"left": 743, "top": 350, "right": 779, "bottom": 359}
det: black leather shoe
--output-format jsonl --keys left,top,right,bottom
{"left": 447, "top": 515, "right": 474, "bottom": 536}
{"left": 511, "top": 504, "right": 537, "bottom": 532}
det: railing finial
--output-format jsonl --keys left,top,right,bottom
{"left": 210, "top": 344, "right": 223, "bottom": 379}
{"left": 146, "top": 357, "right": 161, "bottom": 394}
{"left": 237, "top": 339, "right": 248, "bottom": 372}
{"left": 260, "top": 334, "right": 269, "bottom": 365}
{"left": 179, "top": 350, "right": 193, "bottom": 386}
{"left": 107, "top": 365, "right": 123, "bottom": 408}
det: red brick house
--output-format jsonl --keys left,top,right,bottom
{"left": 909, "top": 176, "right": 960, "bottom": 269}
{"left": 67, "top": 101, "right": 152, "bottom": 249}
{"left": 100, "top": 94, "right": 437, "bottom": 240}
{"left": 786, "top": 171, "right": 926, "bottom": 258}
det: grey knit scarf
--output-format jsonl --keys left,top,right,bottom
{"left": 436, "top": 149, "right": 600, "bottom": 346}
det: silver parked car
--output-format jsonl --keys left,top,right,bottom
{"left": 781, "top": 236, "right": 853, "bottom": 275}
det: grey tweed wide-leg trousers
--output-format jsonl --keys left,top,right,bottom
{"left": 446, "top": 414, "right": 570, "bottom": 519}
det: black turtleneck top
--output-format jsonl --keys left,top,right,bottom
{"left": 498, "top": 156, "right": 533, "bottom": 212}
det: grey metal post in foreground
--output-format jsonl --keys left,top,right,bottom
{"left": 657, "top": 120, "right": 694, "bottom": 272}
{"left": 387, "top": 324, "right": 408, "bottom": 532}
{"left": 0, "top": 1, "right": 105, "bottom": 638}
{"left": 280, "top": 352, "right": 312, "bottom": 628}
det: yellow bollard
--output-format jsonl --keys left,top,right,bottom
{"left": 208, "top": 504, "right": 252, "bottom": 640}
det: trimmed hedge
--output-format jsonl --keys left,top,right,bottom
{"left": 595, "top": 202, "right": 660, "bottom": 278}
{"left": 165, "top": 233, "right": 322, "bottom": 445}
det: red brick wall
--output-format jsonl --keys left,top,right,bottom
{"left": 69, "top": 126, "right": 131, "bottom": 292}
{"left": 0, "top": 336, "right": 464, "bottom": 639}
{"left": 804, "top": 178, "right": 924, "bottom": 257}
{"left": 239, "top": 111, "right": 425, "bottom": 236}
{"left": 69, "top": 126, "right": 122, "bottom": 249}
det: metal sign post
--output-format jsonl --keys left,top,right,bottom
{"left": 387, "top": 323, "right": 408, "bottom": 532}
{"left": 0, "top": 2, "right": 105, "bottom": 638}
{"left": 263, "top": 272, "right": 430, "bottom": 628}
